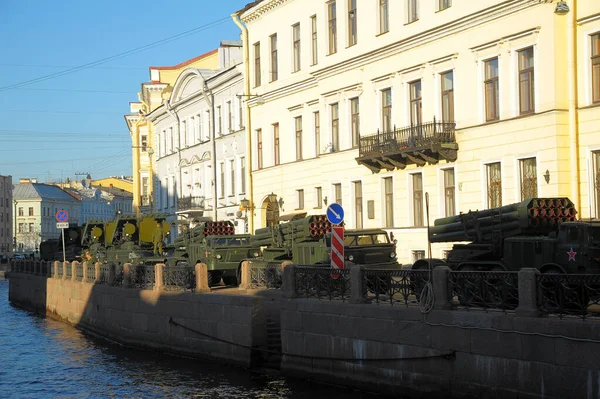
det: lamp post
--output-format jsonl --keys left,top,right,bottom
{"left": 240, "top": 198, "right": 255, "bottom": 233}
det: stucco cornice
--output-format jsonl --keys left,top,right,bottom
{"left": 241, "top": 0, "right": 290, "bottom": 24}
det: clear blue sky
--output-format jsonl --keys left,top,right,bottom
{"left": 0, "top": 0, "right": 250, "bottom": 184}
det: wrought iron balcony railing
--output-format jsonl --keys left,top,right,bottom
{"left": 356, "top": 118, "right": 457, "bottom": 173}
{"left": 177, "top": 196, "right": 206, "bottom": 211}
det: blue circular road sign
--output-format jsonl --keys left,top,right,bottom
{"left": 56, "top": 210, "right": 69, "bottom": 223}
{"left": 326, "top": 203, "right": 344, "bottom": 225}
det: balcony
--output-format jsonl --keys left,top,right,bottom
{"left": 177, "top": 196, "right": 206, "bottom": 214}
{"left": 356, "top": 119, "right": 457, "bottom": 173}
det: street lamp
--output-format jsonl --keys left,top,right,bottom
{"left": 240, "top": 198, "right": 255, "bottom": 233}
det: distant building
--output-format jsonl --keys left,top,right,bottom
{"left": 0, "top": 175, "right": 13, "bottom": 258}
{"left": 13, "top": 183, "right": 80, "bottom": 254}
{"left": 91, "top": 176, "right": 133, "bottom": 194}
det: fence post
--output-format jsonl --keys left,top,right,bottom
{"left": 238, "top": 260, "right": 251, "bottom": 290}
{"left": 282, "top": 264, "right": 296, "bottom": 299}
{"left": 108, "top": 263, "right": 115, "bottom": 285}
{"left": 71, "top": 261, "right": 78, "bottom": 282}
{"left": 94, "top": 262, "right": 101, "bottom": 282}
{"left": 433, "top": 266, "right": 452, "bottom": 310}
{"left": 350, "top": 265, "right": 366, "bottom": 304}
{"left": 154, "top": 263, "right": 164, "bottom": 291}
{"left": 122, "top": 263, "right": 132, "bottom": 288}
{"left": 33, "top": 260, "right": 38, "bottom": 275}
{"left": 62, "top": 261, "right": 68, "bottom": 280}
{"left": 515, "top": 268, "right": 540, "bottom": 318}
{"left": 195, "top": 263, "right": 210, "bottom": 293}
{"left": 82, "top": 261, "right": 88, "bottom": 282}
{"left": 53, "top": 261, "right": 59, "bottom": 278}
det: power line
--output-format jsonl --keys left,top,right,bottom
{"left": 0, "top": 128, "right": 127, "bottom": 136}
{"left": 0, "top": 152, "right": 131, "bottom": 166}
{"left": 0, "top": 17, "right": 230, "bottom": 93}
{"left": 0, "top": 109, "right": 124, "bottom": 115}
{"left": 0, "top": 63, "right": 146, "bottom": 70}
{"left": 14, "top": 87, "right": 134, "bottom": 94}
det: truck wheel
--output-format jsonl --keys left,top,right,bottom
{"left": 208, "top": 270, "right": 223, "bottom": 287}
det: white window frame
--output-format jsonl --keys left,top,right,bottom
{"left": 480, "top": 160, "right": 504, "bottom": 210}
{"left": 438, "top": 165, "right": 458, "bottom": 219}
{"left": 515, "top": 154, "right": 540, "bottom": 202}
{"left": 407, "top": 169, "right": 425, "bottom": 228}
{"left": 477, "top": 53, "right": 503, "bottom": 124}
{"left": 583, "top": 28, "right": 600, "bottom": 106}
{"left": 509, "top": 42, "right": 538, "bottom": 117}
{"left": 380, "top": 174, "right": 394, "bottom": 228}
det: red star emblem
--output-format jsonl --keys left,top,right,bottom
{"left": 204, "top": 251, "right": 209, "bottom": 258}
{"left": 567, "top": 247, "right": 577, "bottom": 262}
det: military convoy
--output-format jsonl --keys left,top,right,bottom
{"left": 418, "top": 197, "right": 600, "bottom": 274}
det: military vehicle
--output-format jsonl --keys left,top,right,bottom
{"left": 173, "top": 219, "right": 262, "bottom": 286}
{"left": 417, "top": 197, "right": 600, "bottom": 273}
{"left": 39, "top": 224, "right": 83, "bottom": 262}
{"left": 250, "top": 213, "right": 399, "bottom": 268}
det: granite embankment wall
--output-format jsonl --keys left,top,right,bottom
{"left": 8, "top": 269, "right": 266, "bottom": 368}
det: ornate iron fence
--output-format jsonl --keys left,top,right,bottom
{"left": 130, "top": 264, "right": 155, "bottom": 289}
{"left": 448, "top": 271, "right": 519, "bottom": 311}
{"left": 97, "top": 264, "right": 112, "bottom": 285}
{"left": 294, "top": 265, "right": 351, "bottom": 301}
{"left": 537, "top": 274, "right": 600, "bottom": 319}
{"left": 75, "top": 263, "right": 84, "bottom": 281}
{"left": 85, "top": 263, "right": 96, "bottom": 283}
{"left": 163, "top": 265, "right": 196, "bottom": 291}
{"left": 55, "top": 263, "right": 63, "bottom": 278}
{"left": 250, "top": 262, "right": 283, "bottom": 289}
{"left": 363, "top": 269, "right": 431, "bottom": 306}
{"left": 65, "top": 263, "right": 72, "bottom": 279}
{"left": 40, "top": 261, "right": 48, "bottom": 276}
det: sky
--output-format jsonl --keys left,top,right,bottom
{"left": 0, "top": 0, "right": 250, "bottom": 184}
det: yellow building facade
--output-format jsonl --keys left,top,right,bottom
{"left": 236, "top": 0, "right": 600, "bottom": 264}
{"left": 125, "top": 50, "right": 220, "bottom": 215}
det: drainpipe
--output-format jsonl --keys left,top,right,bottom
{"left": 165, "top": 102, "right": 183, "bottom": 216}
{"left": 567, "top": 0, "right": 580, "bottom": 212}
{"left": 231, "top": 12, "right": 254, "bottom": 233}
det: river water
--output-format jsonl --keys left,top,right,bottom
{"left": 0, "top": 280, "right": 383, "bottom": 399}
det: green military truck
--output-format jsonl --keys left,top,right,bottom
{"left": 419, "top": 197, "right": 600, "bottom": 274}
{"left": 173, "top": 219, "right": 262, "bottom": 286}
{"left": 250, "top": 213, "right": 399, "bottom": 268}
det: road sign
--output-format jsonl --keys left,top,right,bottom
{"left": 330, "top": 226, "right": 344, "bottom": 279}
{"left": 56, "top": 209, "right": 69, "bottom": 223}
{"left": 326, "top": 203, "right": 344, "bottom": 225}
{"left": 56, "top": 222, "right": 69, "bottom": 229}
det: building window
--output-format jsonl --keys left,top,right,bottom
{"left": 270, "top": 34, "right": 278, "bottom": 82}
{"left": 257, "top": 129, "right": 263, "bottom": 170}
{"left": 217, "top": 106, "right": 222, "bottom": 135}
{"left": 437, "top": 0, "right": 451, "bottom": 11}
{"left": 412, "top": 173, "right": 424, "bottom": 227}
{"left": 334, "top": 183, "right": 342, "bottom": 205}
{"left": 593, "top": 34, "right": 600, "bottom": 103}
{"left": 311, "top": 15, "right": 318, "bottom": 65}
{"left": 383, "top": 177, "right": 394, "bottom": 228}
{"left": 354, "top": 181, "right": 363, "bottom": 229}
{"left": 486, "top": 162, "right": 502, "bottom": 208}
{"left": 18, "top": 223, "right": 23, "bottom": 233}
{"left": 410, "top": 80, "right": 422, "bottom": 125}
{"left": 293, "top": 23, "right": 301, "bottom": 72}
{"left": 238, "top": 97, "right": 244, "bottom": 128}
{"left": 28, "top": 207, "right": 33, "bottom": 216}
{"left": 444, "top": 168, "right": 456, "bottom": 217}
{"left": 441, "top": 71, "right": 454, "bottom": 122}
{"left": 240, "top": 157, "right": 246, "bottom": 194}
{"left": 592, "top": 151, "right": 600, "bottom": 217}
{"left": 28, "top": 223, "right": 34, "bottom": 233}
{"left": 518, "top": 47, "right": 535, "bottom": 114}
{"left": 378, "top": 0, "right": 389, "bottom": 34}
{"left": 331, "top": 103, "right": 339, "bottom": 152}
{"left": 141, "top": 135, "right": 148, "bottom": 152}
{"left": 350, "top": 97, "right": 360, "bottom": 147}
{"left": 273, "top": 123, "right": 280, "bottom": 166}
{"left": 520, "top": 157, "right": 538, "bottom": 200}
{"left": 382, "top": 88, "right": 392, "bottom": 132}
{"left": 165, "top": 178, "right": 169, "bottom": 208}
{"left": 182, "top": 120, "right": 187, "bottom": 147}
{"left": 316, "top": 187, "right": 323, "bottom": 209}
{"left": 407, "top": 0, "right": 419, "bottom": 23}
{"left": 254, "top": 42, "right": 261, "bottom": 87}
{"left": 227, "top": 101, "right": 233, "bottom": 132}
{"left": 169, "top": 127, "right": 174, "bottom": 152}
{"left": 348, "top": 0, "right": 357, "bottom": 47}
{"left": 220, "top": 163, "right": 225, "bottom": 198}
{"left": 412, "top": 250, "right": 425, "bottom": 262}
{"left": 230, "top": 159, "right": 235, "bottom": 195}
{"left": 484, "top": 57, "right": 499, "bottom": 121}
{"left": 297, "top": 189, "right": 304, "bottom": 210}
{"left": 328, "top": 1, "right": 337, "bottom": 55}
{"left": 18, "top": 207, "right": 23, "bottom": 217}
{"left": 314, "top": 111, "right": 321, "bottom": 156}
{"left": 295, "top": 116, "right": 303, "bottom": 161}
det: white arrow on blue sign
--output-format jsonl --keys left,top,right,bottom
{"left": 326, "top": 203, "right": 344, "bottom": 225}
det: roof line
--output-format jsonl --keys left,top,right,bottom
{"left": 149, "top": 49, "right": 219, "bottom": 71}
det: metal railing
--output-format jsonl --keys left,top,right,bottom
{"left": 112, "top": 264, "right": 124, "bottom": 287}
{"left": 448, "top": 271, "right": 519, "bottom": 311}
{"left": 75, "top": 263, "right": 84, "bottom": 281}
{"left": 177, "top": 196, "right": 206, "bottom": 211}
{"left": 85, "top": 263, "right": 96, "bottom": 283}
{"left": 130, "top": 264, "right": 155, "bottom": 290}
{"left": 65, "top": 263, "right": 72, "bottom": 279}
{"left": 537, "top": 274, "right": 600, "bottom": 320}
{"left": 358, "top": 118, "right": 456, "bottom": 157}
{"left": 162, "top": 264, "right": 196, "bottom": 291}
{"left": 250, "top": 262, "right": 283, "bottom": 289}
{"left": 363, "top": 269, "right": 431, "bottom": 306}
{"left": 294, "top": 265, "right": 351, "bottom": 301}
